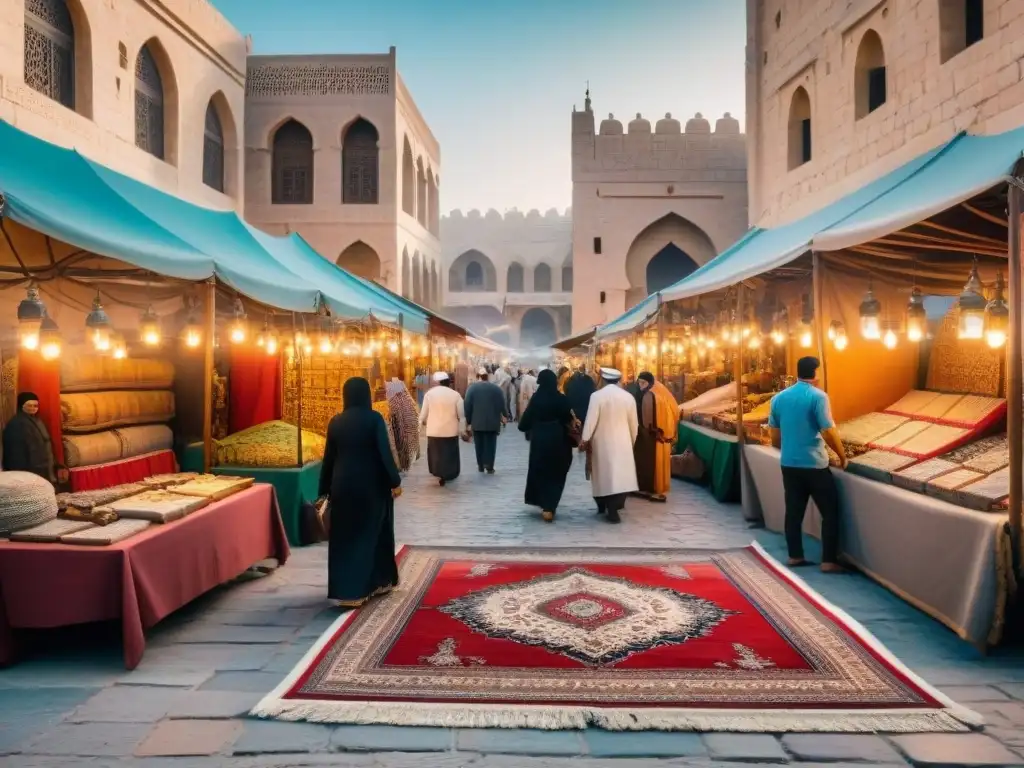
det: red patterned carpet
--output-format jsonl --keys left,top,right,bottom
{"left": 253, "top": 545, "right": 977, "bottom": 732}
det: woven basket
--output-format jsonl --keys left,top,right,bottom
{"left": 0, "top": 471, "right": 58, "bottom": 533}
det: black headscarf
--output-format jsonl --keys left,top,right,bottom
{"left": 565, "top": 371, "right": 596, "bottom": 422}
{"left": 638, "top": 371, "right": 655, "bottom": 387}
{"left": 343, "top": 377, "right": 372, "bottom": 410}
{"left": 537, "top": 369, "right": 558, "bottom": 391}
{"left": 17, "top": 391, "right": 39, "bottom": 410}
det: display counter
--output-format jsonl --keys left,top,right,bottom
{"left": 181, "top": 443, "right": 320, "bottom": 547}
{"left": 0, "top": 484, "right": 290, "bottom": 669}
{"left": 675, "top": 422, "right": 740, "bottom": 503}
{"left": 743, "top": 445, "right": 1013, "bottom": 649}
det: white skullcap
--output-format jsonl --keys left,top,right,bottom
{"left": 478, "top": 367, "right": 488, "bottom": 376}
{"left": 599, "top": 367, "right": 623, "bottom": 381}
{"left": 432, "top": 371, "right": 449, "bottom": 383}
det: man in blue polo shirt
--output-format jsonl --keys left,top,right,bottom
{"left": 767, "top": 356, "right": 847, "bottom": 573}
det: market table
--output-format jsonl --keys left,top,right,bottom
{"left": 675, "top": 421, "right": 741, "bottom": 502}
{"left": 744, "top": 444, "right": 1012, "bottom": 648}
{"left": 0, "top": 484, "right": 290, "bottom": 670}
{"left": 181, "top": 445, "right": 320, "bottom": 547}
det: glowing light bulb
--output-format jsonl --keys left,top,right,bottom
{"left": 834, "top": 332, "right": 849, "bottom": 351}
{"left": 266, "top": 337, "right": 279, "bottom": 355}
{"left": 883, "top": 328, "right": 898, "bottom": 349}
{"left": 230, "top": 325, "right": 246, "bottom": 344}
{"left": 185, "top": 328, "right": 202, "bottom": 348}
{"left": 142, "top": 328, "right": 161, "bottom": 347}
{"left": 319, "top": 337, "right": 333, "bottom": 354}
{"left": 706, "top": 339, "right": 717, "bottom": 349}
{"left": 388, "top": 341, "right": 399, "bottom": 353}
{"left": 113, "top": 346, "right": 127, "bottom": 360}
{"left": 637, "top": 342, "right": 648, "bottom": 354}
{"left": 21, "top": 332, "right": 39, "bottom": 351}
{"left": 41, "top": 340, "right": 61, "bottom": 360}
{"left": 861, "top": 315, "right": 881, "bottom": 341}
{"left": 907, "top": 325, "right": 924, "bottom": 343}
{"left": 771, "top": 330, "right": 785, "bottom": 345}
{"left": 93, "top": 329, "right": 111, "bottom": 353}
{"left": 624, "top": 344, "right": 633, "bottom": 354}
{"left": 799, "top": 329, "right": 813, "bottom": 349}
{"left": 748, "top": 336, "right": 762, "bottom": 350}
{"left": 303, "top": 342, "right": 313, "bottom": 356}
{"left": 986, "top": 329, "right": 1007, "bottom": 349}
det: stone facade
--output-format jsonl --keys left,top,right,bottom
{"left": 570, "top": 95, "right": 749, "bottom": 332}
{"left": 0, "top": 0, "right": 247, "bottom": 211}
{"left": 746, "top": 0, "right": 1024, "bottom": 228}
{"left": 244, "top": 49, "right": 441, "bottom": 306}
{"left": 441, "top": 208, "right": 572, "bottom": 348}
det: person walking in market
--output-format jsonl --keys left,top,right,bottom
{"left": 419, "top": 371, "right": 467, "bottom": 486}
{"left": 519, "top": 369, "right": 575, "bottom": 522}
{"left": 385, "top": 377, "right": 420, "bottom": 472}
{"left": 633, "top": 371, "right": 680, "bottom": 503}
{"left": 767, "top": 356, "right": 847, "bottom": 573}
{"left": 464, "top": 367, "right": 509, "bottom": 474}
{"left": 578, "top": 367, "right": 639, "bottom": 524}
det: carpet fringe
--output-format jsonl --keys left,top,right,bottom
{"left": 249, "top": 698, "right": 972, "bottom": 733}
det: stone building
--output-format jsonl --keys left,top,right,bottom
{"left": 0, "top": 0, "right": 247, "bottom": 211}
{"left": 570, "top": 93, "right": 749, "bottom": 332}
{"left": 441, "top": 208, "right": 572, "bottom": 348}
{"left": 746, "top": 0, "right": 1024, "bottom": 228}
{"left": 244, "top": 48, "right": 441, "bottom": 306}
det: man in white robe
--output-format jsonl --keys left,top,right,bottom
{"left": 579, "top": 367, "right": 639, "bottom": 524}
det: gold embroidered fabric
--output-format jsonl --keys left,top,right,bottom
{"left": 61, "top": 390, "right": 175, "bottom": 433}
{"left": 926, "top": 312, "right": 1002, "bottom": 396}
{"left": 214, "top": 420, "right": 326, "bottom": 468}
{"left": 61, "top": 354, "right": 174, "bottom": 393}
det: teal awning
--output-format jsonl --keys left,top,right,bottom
{"left": 0, "top": 119, "right": 411, "bottom": 323}
{"left": 595, "top": 293, "right": 660, "bottom": 339}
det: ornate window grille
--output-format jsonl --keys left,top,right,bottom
{"left": 271, "top": 120, "right": 314, "bottom": 204}
{"left": 24, "top": 0, "right": 75, "bottom": 110}
{"left": 342, "top": 119, "right": 379, "bottom": 204}
{"left": 203, "top": 102, "right": 225, "bottom": 192}
{"left": 135, "top": 45, "right": 165, "bottom": 159}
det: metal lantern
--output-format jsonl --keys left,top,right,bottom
{"left": 957, "top": 260, "right": 987, "bottom": 340}
{"left": 38, "top": 313, "right": 61, "bottom": 361}
{"left": 139, "top": 306, "right": 161, "bottom": 346}
{"left": 85, "top": 295, "right": 112, "bottom": 352}
{"left": 985, "top": 271, "right": 1009, "bottom": 349}
{"left": 859, "top": 284, "right": 882, "bottom": 340}
{"left": 111, "top": 333, "right": 129, "bottom": 360}
{"left": 905, "top": 287, "right": 927, "bottom": 342}
{"left": 882, "top": 322, "right": 899, "bottom": 350}
{"left": 829, "top": 321, "right": 848, "bottom": 351}
{"left": 228, "top": 299, "right": 248, "bottom": 344}
{"left": 17, "top": 285, "right": 46, "bottom": 350}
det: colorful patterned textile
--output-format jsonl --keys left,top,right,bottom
{"left": 957, "top": 468, "right": 1010, "bottom": 511}
{"left": 868, "top": 420, "right": 930, "bottom": 450}
{"left": 214, "top": 420, "right": 326, "bottom": 468}
{"left": 61, "top": 355, "right": 174, "bottom": 393}
{"left": 253, "top": 545, "right": 976, "bottom": 732}
{"left": 893, "top": 424, "right": 970, "bottom": 459}
{"left": 60, "top": 518, "right": 151, "bottom": 545}
{"left": 940, "top": 435, "right": 1007, "bottom": 465}
{"left": 940, "top": 395, "right": 1006, "bottom": 429}
{"left": 891, "top": 459, "right": 959, "bottom": 493}
{"left": 62, "top": 425, "right": 173, "bottom": 468}
{"left": 386, "top": 382, "right": 421, "bottom": 472}
{"left": 884, "top": 390, "right": 942, "bottom": 417}
{"left": 56, "top": 483, "right": 148, "bottom": 511}
{"left": 61, "top": 390, "right": 175, "bottom": 432}
{"left": 1, "top": 354, "right": 17, "bottom": 427}
{"left": 846, "top": 450, "right": 915, "bottom": 482}
{"left": 837, "top": 413, "right": 908, "bottom": 446}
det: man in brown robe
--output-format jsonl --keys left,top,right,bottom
{"left": 633, "top": 371, "right": 679, "bottom": 502}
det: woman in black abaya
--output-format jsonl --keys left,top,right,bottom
{"left": 518, "top": 369, "right": 574, "bottom": 523}
{"left": 318, "top": 377, "right": 402, "bottom": 607}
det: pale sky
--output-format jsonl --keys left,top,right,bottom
{"left": 212, "top": 0, "right": 747, "bottom": 215}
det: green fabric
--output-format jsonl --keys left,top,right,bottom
{"left": 675, "top": 422, "right": 740, "bottom": 503}
{"left": 180, "top": 444, "right": 320, "bottom": 547}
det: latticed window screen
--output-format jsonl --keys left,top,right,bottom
{"left": 24, "top": 0, "right": 75, "bottom": 109}
{"left": 342, "top": 119, "right": 379, "bottom": 204}
{"left": 203, "top": 102, "right": 225, "bottom": 192}
{"left": 135, "top": 45, "right": 165, "bottom": 159}
{"left": 272, "top": 120, "right": 314, "bottom": 204}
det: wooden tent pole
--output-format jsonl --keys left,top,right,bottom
{"left": 293, "top": 312, "right": 304, "bottom": 469}
{"left": 656, "top": 295, "right": 666, "bottom": 381}
{"left": 202, "top": 279, "right": 215, "bottom": 473}
{"left": 734, "top": 285, "right": 746, "bottom": 443}
{"left": 812, "top": 252, "right": 829, "bottom": 393}
{"left": 398, "top": 313, "right": 405, "bottom": 382}
{"left": 1007, "top": 179, "right": 1022, "bottom": 568}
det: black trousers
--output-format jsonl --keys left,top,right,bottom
{"left": 474, "top": 430, "right": 498, "bottom": 469}
{"left": 595, "top": 493, "right": 628, "bottom": 515}
{"left": 781, "top": 466, "right": 840, "bottom": 564}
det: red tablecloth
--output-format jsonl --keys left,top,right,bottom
{"left": 0, "top": 484, "right": 290, "bottom": 669}
{"left": 69, "top": 449, "right": 179, "bottom": 492}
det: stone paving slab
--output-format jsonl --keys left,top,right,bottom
{"left": 5, "top": 431, "right": 1024, "bottom": 766}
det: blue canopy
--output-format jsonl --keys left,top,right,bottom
{"left": 0, "top": 119, "right": 413, "bottom": 323}
{"left": 596, "top": 293, "right": 660, "bottom": 339}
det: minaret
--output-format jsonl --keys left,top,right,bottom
{"left": 571, "top": 83, "right": 595, "bottom": 179}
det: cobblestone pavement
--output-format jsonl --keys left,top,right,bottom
{"left": 2, "top": 429, "right": 1024, "bottom": 767}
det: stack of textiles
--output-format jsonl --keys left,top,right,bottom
{"left": 214, "top": 421, "right": 326, "bottom": 468}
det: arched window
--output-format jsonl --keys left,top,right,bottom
{"left": 855, "top": 30, "right": 887, "bottom": 119}
{"left": 271, "top": 119, "right": 314, "bottom": 204}
{"left": 561, "top": 265, "right": 574, "bottom": 292}
{"left": 402, "top": 137, "right": 415, "bottom": 215}
{"left": 202, "top": 101, "right": 224, "bottom": 192}
{"left": 135, "top": 44, "right": 165, "bottom": 159}
{"left": 534, "top": 263, "right": 552, "bottom": 292}
{"left": 24, "top": 0, "right": 75, "bottom": 110}
{"left": 401, "top": 249, "right": 411, "bottom": 299}
{"left": 342, "top": 118, "right": 379, "bottom": 204}
{"left": 466, "top": 261, "right": 484, "bottom": 288}
{"left": 416, "top": 160, "right": 427, "bottom": 227}
{"left": 788, "top": 86, "right": 812, "bottom": 169}
{"left": 507, "top": 263, "right": 524, "bottom": 293}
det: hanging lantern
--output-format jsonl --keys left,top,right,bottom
{"left": 957, "top": 260, "right": 987, "bottom": 340}
{"left": 17, "top": 285, "right": 46, "bottom": 351}
{"left": 85, "top": 294, "right": 112, "bottom": 352}
{"left": 985, "top": 271, "right": 1009, "bottom": 349}
{"left": 827, "top": 322, "right": 837, "bottom": 341}
{"left": 799, "top": 325, "right": 813, "bottom": 349}
{"left": 859, "top": 283, "right": 882, "bottom": 340}
{"left": 265, "top": 332, "right": 280, "bottom": 356}
{"left": 228, "top": 299, "right": 248, "bottom": 344}
{"left": 139, "top": 306, "right": 161, "bottom": 347}
{"left": 905, "top": 287, "right": 927, "bottom": 342}
{"left": 829, "top": 321, "right": 848, "bottom": 351}
{"left": 747, "top": 334, "right": 762, "bottom": 350}
{"left": 111, "top": 333, "right": 128, "bottom": 360}
{"left": 38, "top": 314, "right": 61, "bottom": 361}
{"left": 637, "top": 341, "right": 647, "bottom": 355}
{"left": 388, "top": 341, "right": 399, "bottom": 353}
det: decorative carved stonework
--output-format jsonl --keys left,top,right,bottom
{"left": 246, "top": 63, "right": 391, "bottom": 98}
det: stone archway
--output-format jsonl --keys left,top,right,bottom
{"left": 624, "top": 214, "right": 716, "bottom": 308}
{"left": 448, "top": 249, "right": 497, "bottom": 292}
{"left": 337, "top": 240, "right": 381, "bottom": 282}
{"left": 520, "top": 308, "right": 557, "bottom": 348}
